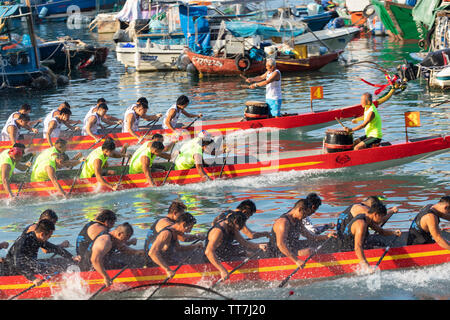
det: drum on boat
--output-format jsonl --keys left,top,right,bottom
{"left": 324, "top": 129, "right": 353, "bottom": 153}
{"left": 244, "top": 101, "right": 270, "bottom": 120}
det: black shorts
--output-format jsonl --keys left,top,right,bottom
{"left": 358, "top": 135, "right": 382, "bottom": 148}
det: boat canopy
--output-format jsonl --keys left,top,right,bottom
{"left": 224, "top": 21, "right": 305, "bottom": 38}
{"left": 179, "top": 4, "right": 212, "bottom": 55}
{"left": 0, "top": 5, "right": 21, "bottom": 19}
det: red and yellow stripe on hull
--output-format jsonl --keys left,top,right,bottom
{"left": 0, "top": 241, "right": 448, "bottom": 300}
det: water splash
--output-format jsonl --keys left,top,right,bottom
{"left": 51, "top": 265, "right": 90, "bottom": 300}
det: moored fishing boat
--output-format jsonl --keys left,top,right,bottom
{"left": 1, "top": 232, "right": 448, "bottom": 299}
{"left": 2, "top": 134, "right": 448, "bottom": 199}
{"left": 275, "top": 50, "right": 342, "bottom": 73}
{"left": 0, "top": 98, "right": 379, "bottom": 153}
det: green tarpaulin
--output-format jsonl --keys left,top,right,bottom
{"left": 371, "top": 0, "right": 399, "bottom": 35}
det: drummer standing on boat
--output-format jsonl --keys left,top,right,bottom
{"left": 344, "top": 93, "right": 383, "bottom": 150}
{"left": 245, "top": 58, "right": 282, "bottom": 118}
{"left": 162, "top": 95, "right": 203, "bottom": 132}
{"left": 82, "top": 102, "right": 123, "bottom": 143}
{"left": 122, "top": 97, "right": 162, "bottom": 141}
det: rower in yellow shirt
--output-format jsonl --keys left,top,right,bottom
{"left": 128, "top": 141, "right": 171, "bottom": 187}
{"left": 30, "top": 152, "right": 84, "bottom": 198}
{"left": 80, "top": 138, "right": 130, "bottom": 191}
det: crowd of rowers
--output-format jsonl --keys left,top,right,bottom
{"left": 0, "top": 95, "right": 223, "bottom": 198}
{"left": 0, "top": 194, "right": 448, "bottom": 287}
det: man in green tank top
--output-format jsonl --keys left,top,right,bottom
{"left": 30, "top": 152, "right": 84, "bottom": 197}
{"left": 344, "top": 92, "right": 383, "bottom": 150}
{"left": 128, "top": 141, "right": 171, "bottom": 186}
{"left": 80, "top": 138, "right": 131, "bottom": 191}
{"left": 173, "top": 130, "right": 216, "bottom": 182}
{"left": 0, "top": 147, "right": 32, "bottom": 199}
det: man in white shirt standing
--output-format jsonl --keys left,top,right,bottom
{"left": 245, "top": 58, "right": 282, "bottom": 118}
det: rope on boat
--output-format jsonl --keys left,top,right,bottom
{"left": 118, "top": 282, "right": 232, "bottom": 300}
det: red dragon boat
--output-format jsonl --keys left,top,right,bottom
{"left": 2, "top": 134, "right": 448, "bottom": 199}
{"left": 0, "top": 100, "right": 374, "bottom": 153}
{"left": 0, "top": 232, "right": 448, "bottom": 299}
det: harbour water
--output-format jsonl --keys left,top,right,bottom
{"left": 0, "top": 13, "right": 449, "bottom": 300}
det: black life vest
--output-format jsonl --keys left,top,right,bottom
{"left": 205, "top": 222, "right": 236, "bottom": 259}
{"left": 338, "top": 214, "right": 368, "bottom": 251}
{"left": 407, "top": 204, "right": 440, "bottom": 245}
{"left": 268, "top": 213, "right": 303, "bottom": 256}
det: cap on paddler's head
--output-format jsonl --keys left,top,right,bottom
{"left": 8, "top": 147, "right": 23, "bottom": 157}
{"left": 198, "top": 130, "right": 213, "bottom": 142}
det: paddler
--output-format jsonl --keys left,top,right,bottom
{"left": 162, "top": 95, "right": 203, "bottom": 132}
{"left": 1, "top": 113, "right": 34, "bottom": 145}
{"left": 268, "top": 199, "right": 336, "bottom": 269}
{"left": 343, "top": 93, "right": 383, "bottom": 150}
{"left": 88, "top": 222, "right": 146, "bottom": 287}
{"left": 128, "top": 140, "right": 171, "bottom": 187}
{"left": 43, "top": 101, "right": 81, "bottom": 127}
{"left": 148, "top": 212, "right": 203, "bottom": 277}
{"left": 23, "top": 209, "right": 70, "bottom": 250}
{"left": 0, "top": 147, "right": 32, "bottom": 199}
{"left": 76, "top": 209, "right": 117, "bottom": 270}
{"left": 336, "top": 196, "right": 400, "bottom": 241}
{"left": 79, "top": 138, "right": 131, "bottom": 191}
{"left": 245, "top": 58, "right": 282, "bottom": 118}
{"left": 4, "top": 103, "right": 41, "bottom": 134}
{"left": 144, "top": 201, "right": 204, "bottom": 258}
{"left": 205, "top": 211, "right": 268, "bottom": 281}
{"left": 303, "top": 193, "right": 336, "bottom": 235}
{"left": 30, "top": 152, "right": 84, "bottom": 198}
{"left": 4, "top": 219, "right": 81, "bottom": 286}
{"left": 43, "top": 107, "right": 80, "bottom": 147}
{"left": 122, "top": 97, "right": 162, "bottom": 140}
{"left": 82, "top": 102, "right": 123, "bottom": 143}
{"left": 406, "top": 196, "right": 450, "bottom": 250}
{"left": 173, "top": 130, "right": 216, "bottom": 182}
{"left": 336, "top": 201, "right": 401, "bottom": 273}
{"left": 211, "top": 200, "right": 271, "bottom": 240}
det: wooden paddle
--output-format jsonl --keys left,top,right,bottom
{"left": 374, "top": 235, "right": 399, "bottom": 269}
{"left": 209, "top": 248, "right": 262, "bottom": 290}
{"left": 137, "top": 118, "right": 159, "bottom": 144}
{"left": 88, "top": 265, "right": 128, "bottom": 300}
{"left": 218, "top": 147, "right": 231, "bottom": 179}
{"left": 15, "top": 154, "right": 35, "bottom": 197}
{"left": 14, "top": 122, "right": 41, "bottom": 197}
{"left": 183, "top": 116, "right": 201, "bottom": 130}
{"left": 145, "top": 239, "right": 202, "bottom": 300}
{"left": 160, "top": 160, "right": 175, "bottom": 186}
{"left": 8, "top": 272, "right": 58, "bottom": 300}
{"left": 85, "top": 121, "right": 121, "bottom": 151}
{"left": 113, "top": 156, "right": 131, "bottom": 191}
{"left": 278, "top": 237, "right": 333, "bottom": 288}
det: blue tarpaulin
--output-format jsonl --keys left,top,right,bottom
{"left": 225, "top": 21, "right": 305, "bottom": 38}
{"left": 179, "top": 4, "right": 211, "bottom": 56}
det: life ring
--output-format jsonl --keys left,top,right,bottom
{"left": 362, "top": 4, "right": 375, "bottom": 18}
{"left": 235, "top": 54, "right": 251, "bottom": 72}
